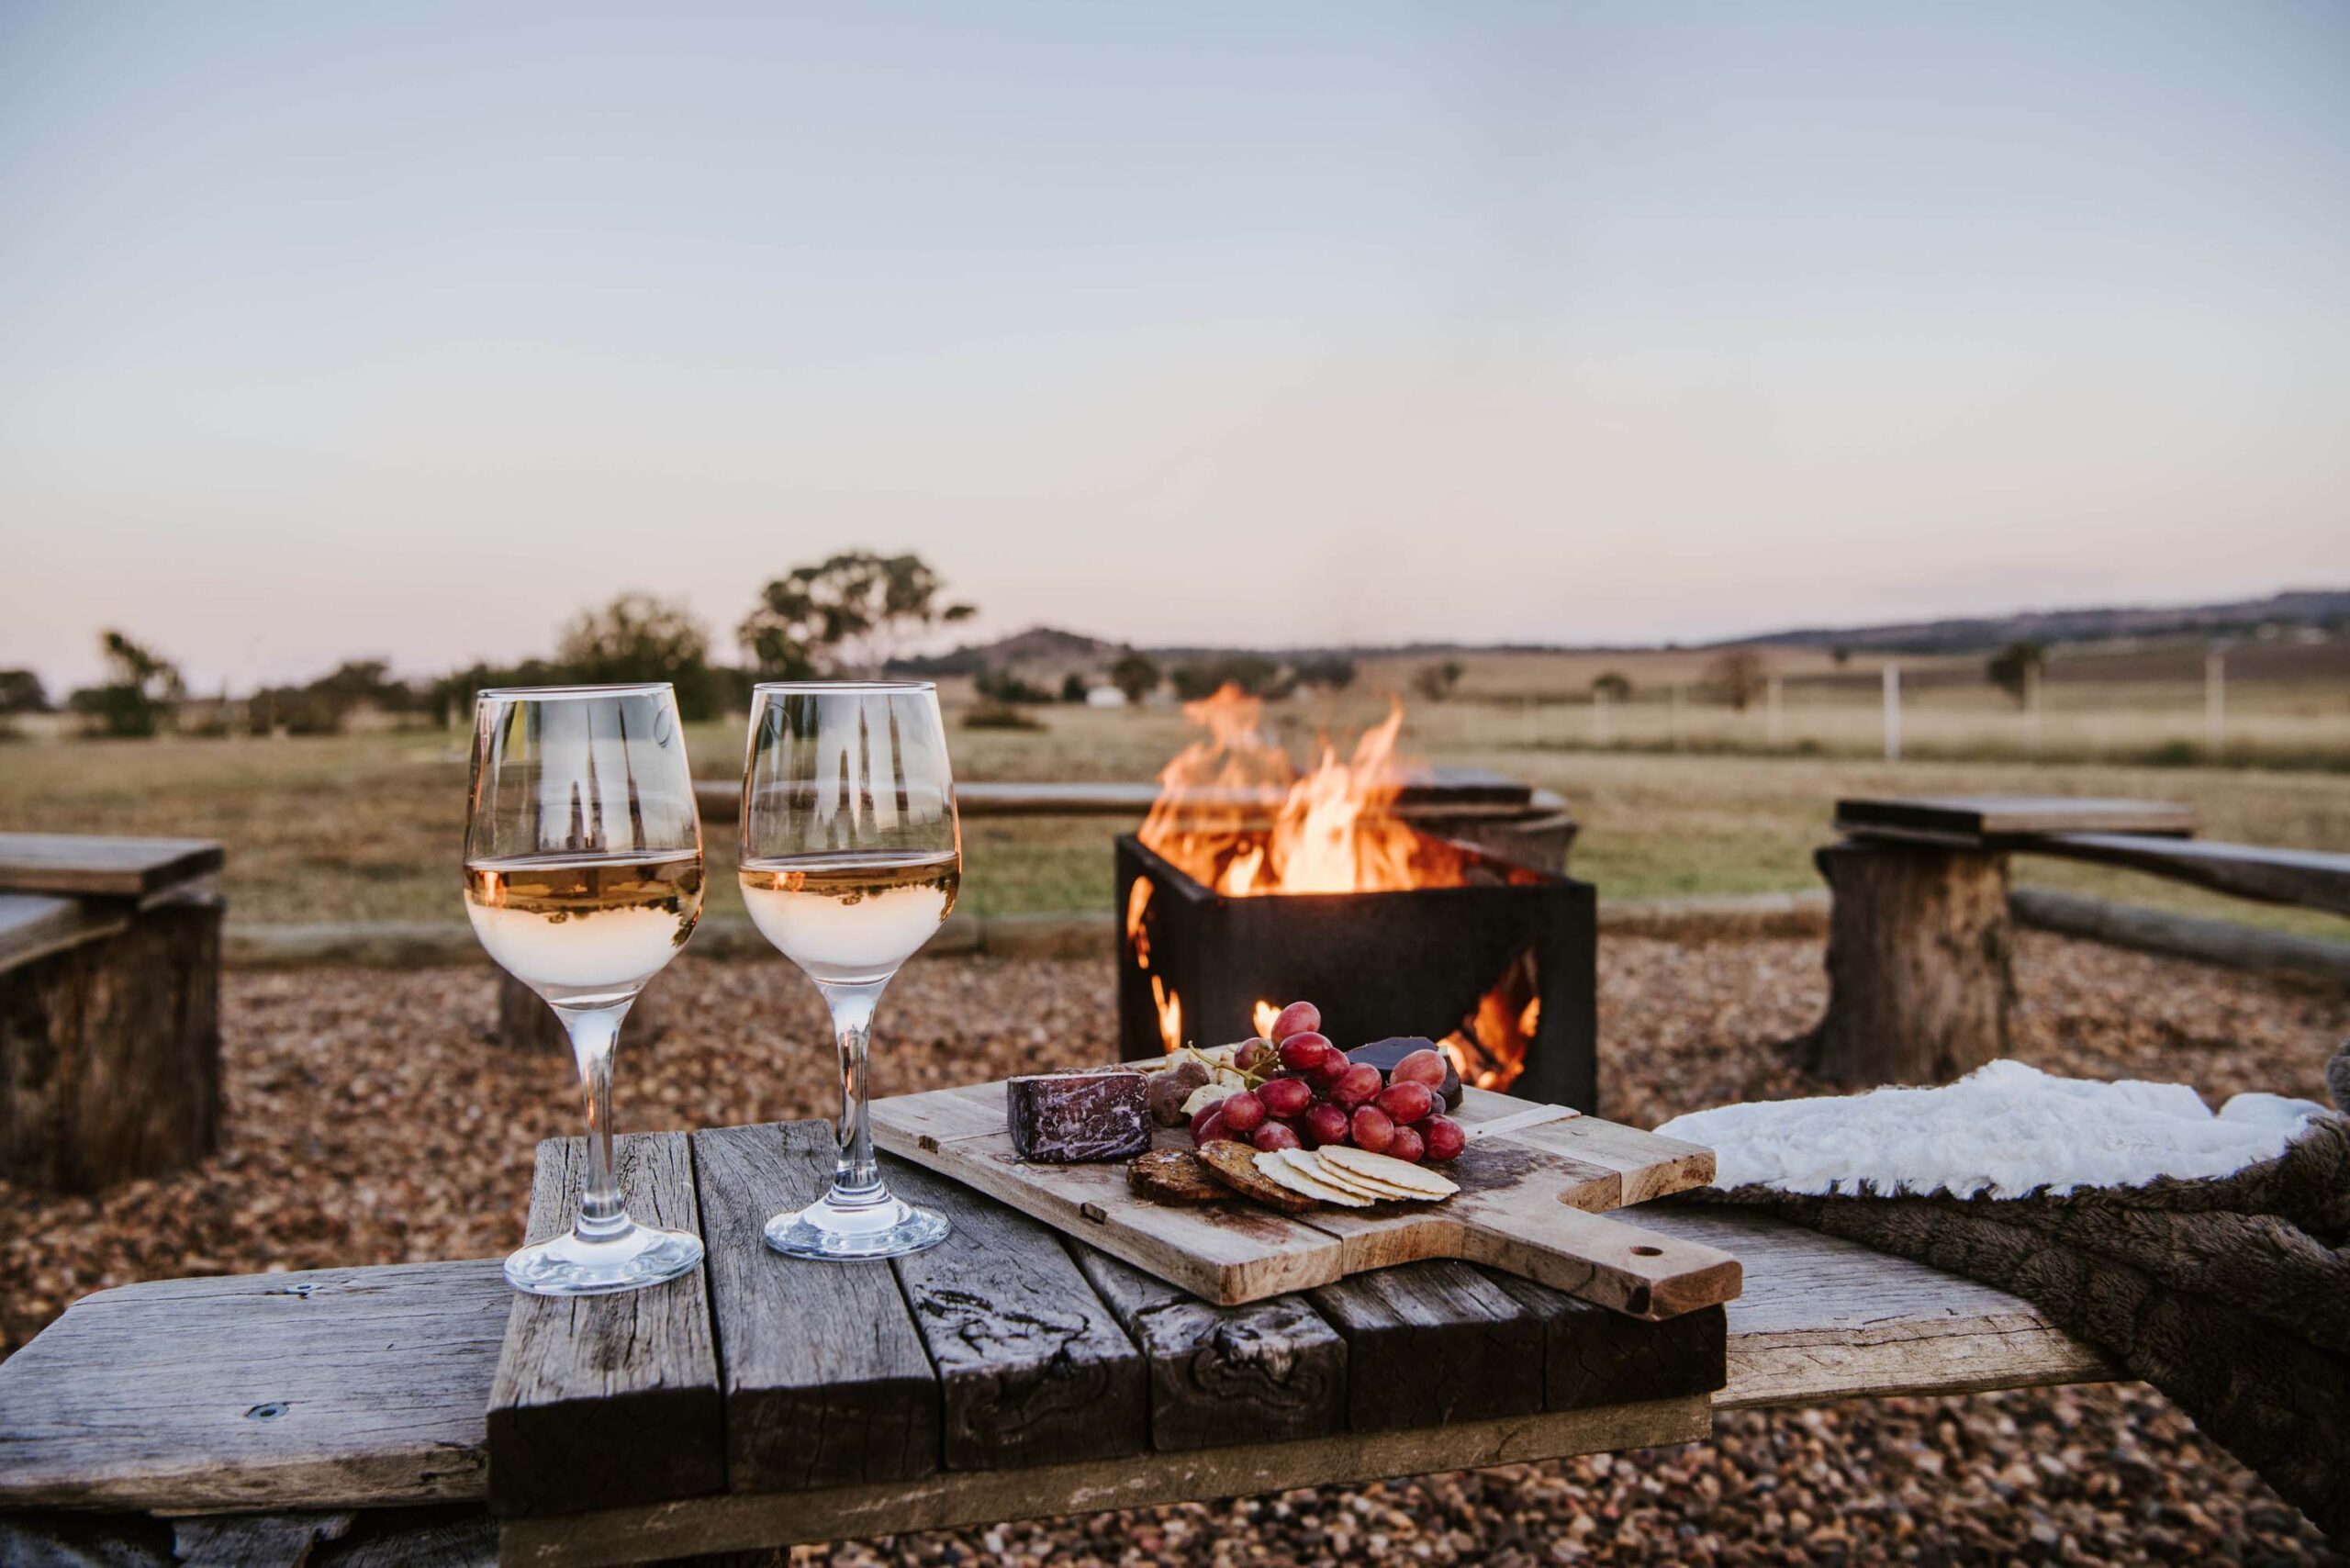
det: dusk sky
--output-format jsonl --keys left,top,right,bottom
{"left": 5, "top": 2, "right": 2348, "bottom": 691}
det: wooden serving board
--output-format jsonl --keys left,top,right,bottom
{"left": 870, "top": 1078, "right": 1741, "bottom": 1319}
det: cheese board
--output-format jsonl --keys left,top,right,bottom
{"left": 870, "top": 1073, "right": 1741, "bottom": 1317}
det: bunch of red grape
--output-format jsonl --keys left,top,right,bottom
{"left": 1189, "top": 1001, "right": 1464, "bottom": 1164}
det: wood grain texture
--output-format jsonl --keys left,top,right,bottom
{"left": 1629, "top": 1205, "right": 2113, "bottom": 1406}
{"left": 870, "top": 1080, "right": 1736, "bottom": 1316}
{"left": 0, "top": 834, "right": 225, "bottom": 898}
{"left": 1804, "top": 839, "right": 2012, "bottom": 1087}
{"left": 1069, "top": 1242, "right": 1347, "bottom": 1451}
{"left": 487, "top": 1133, "right": 722, "bottom": 1518}
{"left": 0, "top": 1260, "right": 507, "bottom": 1512}
{"left": 173, "top": 1510, "right": 352, "bottom": 1567}
{"left": 499, "top": 1395, "right": 1713, "bottom": 1568}
{"left": 323, "top": 1512, "right": 499, "bottom": 1567}
{"left": 1834, "top": 795, "right": 2193, "bottom": 843}
{"left": 0, "top": 891, "right": 222, "bottom": 1192}
{"left": 691, "top": 1123, "right": 940, "bottom": 1491}
{"left": 884, "top": 1157, "right": 1147, "bottom": 1472}
{"left": 2020, "top": 832, "right": 2350, "bottom": 918}
{"left": 1306, "top": 1261, "right": 1544, "bottom": 1431}
{"left": 0, "top": 893, "right": 126, "bottom": 971}
{"left": 1480, "top": 1271, "right": 1727, "bottom": 1410}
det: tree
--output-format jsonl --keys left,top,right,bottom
{"left": 1409, "top": 659, "right": 1465, "bottom": 702}
{"left": 1830, "top": 644, "right": 1852, "bottom": 667}
{"left": 560, "top": 593, "right": 721, "bottom": 719}
{"left": 737, "top": 552, "right": 976, "bottom": 679}
{"left": 1293, "top": 655, "right": 1357, "bottom": 692}
{"left": 1706, "top": 649, "right": 1766, "bottom": 711}
{"left": 1172, "top": 655, "right": 1280, "bottom": 700}
{"left": 1109, "top": 652, "right": 1160, "bottom": 704}
{"left": 1060, "top": 672, "right": 1088, "bottom": 703}
{"left": 68, "top": 630, "right": 184, "bottom": 737}
{"left": 1590, "top": 671, "right": 1632, "bottom": 702}
{"left": 0, "top": 669, "right": 49, "bottom": 714}
{"left": 1986, "top": 640, "right": 2047, "bottom": 708}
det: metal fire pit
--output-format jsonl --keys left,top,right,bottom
{"left": 1115, "top": 833, "right": 1597, "bottom": 1109}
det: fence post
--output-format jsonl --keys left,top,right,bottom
{"left": 1883, "top": 664, "right": 1902, "bottom": 762}
{"left": 2206, "top": 648, "right": 2226, "bottom": 756}
{"left": 2024, "top": 661, "right": 2042, "bottom": 756}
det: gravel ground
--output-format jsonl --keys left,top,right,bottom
{"left": 3, "top": 933, "right": 2344, "bottom": 1564}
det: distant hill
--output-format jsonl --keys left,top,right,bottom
{"left": 890, "top": 625, "right": 1126, "bottom": 677}
{"left": 1720, "top": 588, "right": 2350, "bottom": 655}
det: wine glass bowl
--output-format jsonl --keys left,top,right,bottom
{"left": 742, "top": 680, "right": 959, "bottom": 1260}
{"left": 464, "top": 682, "right": 707, "bottom": 1295}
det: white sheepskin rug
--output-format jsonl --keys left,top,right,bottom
{"left": 1655, "top": 1059, "right": 2330, "bottom": 1200}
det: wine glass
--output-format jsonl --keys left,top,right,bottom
{"left": 741, "top": 680, "right": 958, "bottom": 1260}
{"left": 464, "top": 682, "right": 706, "bottom": 1295}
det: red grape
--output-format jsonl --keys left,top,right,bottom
{"left": 1349, "top": 1104, "right": 1395, "bottom": 1154}
{"left": 1218, "top": 1090, "right": 1266, "bottom": 1134}
{"left": 1258, "top": 1077, "right": 1313, "bottom": 1118}
{"left": 1233, "top": 1037, "right": 1276, "bottom": 1074}
{"left": 1188, "top": 1100, "right": 1224, "bottom": 1141}
{"left": 1277, "top": 1032, "right": 1334, "bottom": 1073}
{"left": 1393, "top": 1048, "right": 1449, "bottom": 1090}
{"left": 1302, "top": 1103, "right": 1351, "bottom": 1148}
{"left": 1374, "top": 1081, "right": 1436, "bottom": 1125}
{"left": 1306, "top": 1057, "right": 1348, "bottom": 1091}
{"left": 1270, "top": 1001, "right": 1321, "bottom": 1043}
{"left": 1252, "top": 1122, "right": 1302, "bottom": 1152}
{"left": 1192, "top": 1108, "right": 1232, "bottom": 1144}
{"left": 1386, "top": 1125, "right": 1427, "bottom": 1163}
{"left": 1422, "top": 1114, "right": 1465, "bottom": 1161}
{"left": 1328, "top": 1062, "right": 1383, "bottom": 1109}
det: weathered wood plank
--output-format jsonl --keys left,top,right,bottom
{"left": 883, "top": 1157, "right": 1147, "bottom": 1471}
{"left": 499, "top": 1394, "right": 1713, "bottom": 1568}
{"left": 487, "top": 1133, "right": 722, "bottom": 1518}
{"left": 1067, "top": 1243, "right": 1348, "bottom": 1452}
{"left": 0, "top": 1260, "right": 507, "bottom": 1512}
{"left": 2021, "top": 831, "right": 2350, "bottom": 919}
{"left": 0, "top": 893, "right": 127, "bottom": 971}
{"left": 1479, "top": 1271, "right": 1727, "bottom": 1410}
{"left": 173, "top": 1510, "right": 353, "bottom": 1567}
{"left": 690, "top": 1123, "right": 940, "bottom": 1491}
{"left": 1306, "top": 1261, "right": 1544, "bottom": 1432}
{"left": 1834, "top": 795, "right": 2193, "bottom": 843}
{"left": 0, "top": 834, "right": 225, "bottom": 899}
{"left": 1629, "top": 1204, "right": 2113, "bottom": 1406}
{"left": 325, "top": 1511, "right": 499, "bottom": 1567}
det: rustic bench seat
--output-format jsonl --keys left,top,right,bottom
{"left": 0, "top": 1119, "right": 2107, "bottom": 1567}
{"left": 1807, "top": 796, "right": 2350, "bottom": 1083}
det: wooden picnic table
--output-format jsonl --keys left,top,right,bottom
{"left": 0, "top": 1117, "right": 2109, "bottom": 1568}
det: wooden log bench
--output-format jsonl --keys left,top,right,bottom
{"left": 0, "top": 833, "right": 225, "bottom": 1191}
{"left": 1806, "top": 795, "right": 2350, "bottom": 1084}
{"left": 0, "top": 1117, "right": 2110, "bottom": 1567}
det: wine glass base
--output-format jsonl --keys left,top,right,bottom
{"left": 765, "top": 1193, "right": 951, "bottom": 1260}
{"left": 504, "top": 1221, "right": 705, "bottom": 1296}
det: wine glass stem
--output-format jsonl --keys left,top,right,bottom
{"left": 555, "top": 1002, "right": 632, "bottom": 1240}
{"left": 820, "top": 980, "right": 888, "bottom": 1205}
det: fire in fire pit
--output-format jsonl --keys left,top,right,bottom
{"left": 1118, "top": 687, "right": 1595, "bottom": 1106}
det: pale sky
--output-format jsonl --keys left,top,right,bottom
{"left": 5, "top": 1, "right": 2348, "bottom": 692}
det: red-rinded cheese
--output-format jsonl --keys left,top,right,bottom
{"left": 1005, "top": 1069, "right": 1152, "bottom": 1163}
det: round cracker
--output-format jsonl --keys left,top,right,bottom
{"left": 1256, "top": 1149, "right": 1374, "bottom": 1208}
{"left": 1319, "top": 1146, "right": 1460, "bottom": 1197}
{"left": 1288, "top": 1149, "right": 1438, "bottom": 1203}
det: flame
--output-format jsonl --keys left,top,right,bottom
{"left": 1150, "top": 973, "right": 1181, "bottom": 1055}
{"left": 1138, "top": 686, "right": 1469, "bottom": 897}
{"left": 1441, "top": 949, "right": 1541, "bottom": 1090}
{"left": 1252, "top": 1000, "right": 1281, "bottom": 1038}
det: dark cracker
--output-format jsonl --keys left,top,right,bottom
{"left": 1196, "top": 1141, "right": 1319, "bottom": 1215}
{"left": 1126, "top": 1149, "right": 1231, "bottom": 1204}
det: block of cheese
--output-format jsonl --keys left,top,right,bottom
{"left": 1005, "top": 1069, "right": 1152, "bottom": 1163}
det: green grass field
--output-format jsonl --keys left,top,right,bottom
{"left": 4, "top": 691, "right": 2344, "bottom": 938}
